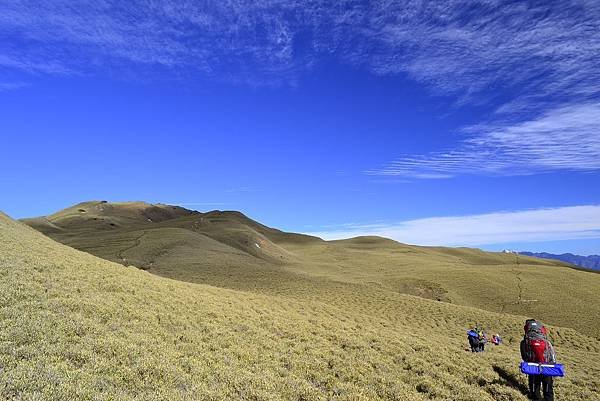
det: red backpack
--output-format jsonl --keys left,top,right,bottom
{"left": 522, "top": 319, "right": 556, "bottom": 363}
{"left": 528, "top": 338, "right": 548, "bottom": 362}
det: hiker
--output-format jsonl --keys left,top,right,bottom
{"left": 467, "top": 329, "right": 479, "bottom": 352}
{"left": 477, "top": 330, "right": 487, "bottom": 352}
{"left": 492, "top": 334, "right": 502, "bottom": 345}
{"left": 520, "top": 319, "right": 555, "bottom": 401}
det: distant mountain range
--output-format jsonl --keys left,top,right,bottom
{"left": 520, "top": 252, "right": 600, "bottom": 270}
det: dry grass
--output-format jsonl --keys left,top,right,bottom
{"left": 5, "top": 203, "right": 600, "bottom": 400}
{"left": 27, "top": 202, "right": 600, "bottom": 339}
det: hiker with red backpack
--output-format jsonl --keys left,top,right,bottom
{"left": 520, "top": 319, "right": 557, "bottom": 401}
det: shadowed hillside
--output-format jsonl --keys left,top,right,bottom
{"left": 22, "top": 201, "right": 600, "bottom": 340}
{"left": 3, "top": 210, "right": 600, "bottom": 400}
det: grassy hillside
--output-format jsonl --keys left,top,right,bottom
{"left": 22, "top": 201, "right": 195, "bottom": 233}
{"left": 3, "top": 210, "right": 600, "bottom": 400}
{"left": 23, "top": 201, "right": 600, "bottom": 340}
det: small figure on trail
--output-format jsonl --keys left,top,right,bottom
{"left": 467, "top": 328, "right": 479, "bottom": 352}
{"left": 467, "top": 326, "right": 487, "bottom": 352}
{"left": 520, "top": 319, "right": 556, "bottom": 401}
{"left": 492, "top": 334, "right": 502, "bottom": 345}
{"left": 477, "top": 329, "right": 487, "bottom": 352}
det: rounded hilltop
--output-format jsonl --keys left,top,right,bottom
{"left": 22, "top": 200, "right": 197, "bottom": 233}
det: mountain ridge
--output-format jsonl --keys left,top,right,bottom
{"left": 519, "top": 251, "right": 600, "bottom": 271}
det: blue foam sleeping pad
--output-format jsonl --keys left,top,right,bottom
{"left": 520, "top": 362, "right": 565, "bottom": 377}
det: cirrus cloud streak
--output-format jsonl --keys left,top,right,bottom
{"left": 367, "top": 103, "right": 600, "bottom": 178}
{"left": 1, "top": 0, "right": 599, "bottom": 101}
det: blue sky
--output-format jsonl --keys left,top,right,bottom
{"left": 1, "top": 1, "right": 599, "bottom": 255}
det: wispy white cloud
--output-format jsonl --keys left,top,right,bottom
{"left": 305, "top": 205, "right": 600, "bottom": 247}
{"left": 1, "top": 0, "right": 599, "bottom": 99}
{"left": 2, "top": 1, "right": 599, "bottom": 177}
{"left": 0, "top": 81, "right": 28, "bottom": 91}
{"left": 361, "top": 1, "right": 600, "bottom": 110}
{"left": 368, "top": 103, "right": 600, "bottom": 178}
{"left": 357, "top": 2, "right": 600, "bottom": 179}
{"left": 0, "top": 0, "right": 306, "bottom": 85}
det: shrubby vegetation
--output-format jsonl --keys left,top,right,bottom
{"left": 3, "top": 209, "right": 600, "bottom": 400}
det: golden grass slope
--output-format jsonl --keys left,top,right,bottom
{"left": 3, "top": 211, "right": 600, "bottom": 400}
{"left": 285, "top": 238, "right": 600, "bottom": 339}
{"left": 23, "top": 202, "right": 600, "bottom": 340}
